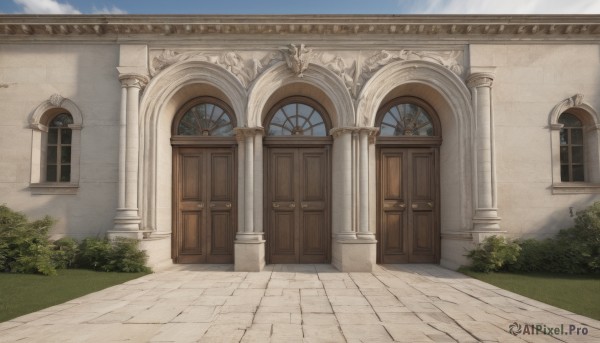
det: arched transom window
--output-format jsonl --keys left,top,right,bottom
{"left": 267, "top": 101, "right": 327, "bottom": 136}
{"left": 176, "top": 101, "right": 234, "bottom": 136}
{"left": 379, "top": 103, "right": 434, "bottom": 137}
{"left": 559, "top": 113, "right": 585, "bottom": 182}
{"left": 47, "top": 113, "right": 73, "bottom": 182}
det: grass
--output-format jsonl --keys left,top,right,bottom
{"left": 0, "top": 269, "right": 149, "bottom": 323}
{"left": 460, "top": 268, "right": 600, "bottom": 321}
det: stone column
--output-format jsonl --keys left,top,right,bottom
{"left": 111, "top": 73, "right": 148, "bottom": 238}
{"left": 467, "top": 72, "right": 501, "bottom": 238}
{"left": 330, "top": 127, "right": 376, "bottom": 272}
{"left": 234, "top": 127, "right": 265, "bottom": 271}
{"left": 331, "top": 128, "right": 356, "bottom": 240}
{"left": 357, "top": 128, "right": 378, "bottom": 240}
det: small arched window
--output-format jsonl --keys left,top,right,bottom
{"left": 559, "top": 113, "right": 585, "bottom": 182}
{"left": 379, "top": 103, "right": 434, "bottom": 137}
{"left": 176, "top": 101, "right": 234, "bottom": 137}
{"left": 46, "top": 113, "right": 74, "bottom": 182}
{"left": 267, "top": 100, "right": 328, "bottom": 137}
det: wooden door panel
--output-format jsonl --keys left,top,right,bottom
{"left": 182, "top": 154, "right": 202, "bottom": 201}
{"left": 383, "top": 153, "right": 404, "bottom": 200}
{"left": 411, "top": 211, "right": 435, "bottom": 262}
{"left": 301, "top": 211, "right": 327, "bottom": 255}
{"left": 271, "top": 211, "right": 297, "bottom": 263}
{"left": 272, "top": 152, "right": 295, "bottom": 202}
{"left": 210, "top": 154, "right": 232, "bottom": 201}
{"left": 181, "top": 212, "right": 202, "bottom": 253}
{"left": 302, "top": 153, "right": 326, "bottom": 201}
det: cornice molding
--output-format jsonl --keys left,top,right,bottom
{"left": 1, "top": 15, "right": 599, "bottom": 41}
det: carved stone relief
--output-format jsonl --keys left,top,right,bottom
{"left": 150, "top": 46, "right": 464, "bottom": 98}
{"left": 150, "top": 49, "right": 281, "bottom": 87}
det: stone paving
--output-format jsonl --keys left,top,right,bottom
{"left": 1, "top": 264, "right": 599, "bottom": 342}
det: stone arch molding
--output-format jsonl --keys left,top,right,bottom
{"left": 29, "top": 93, "right": 84, "bottom": 130}
{"left": 549, "top": 93, "right": 600, "bottom": 128}
{"left": 356, "top": 60, "right": 471, "bottom": 127}
{"left": 247, "top": 61, "right": 355, "bottom": 128}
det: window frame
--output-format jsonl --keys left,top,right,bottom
{"left": 375, "top": 96, "right": 442, "bottom": 147}
{"left": 171, "top": 96, "right": 238, "bottom": 146}
{"left": 549, "top": 95, "right": 600, "bottom": 194}
{"left": 263, "top": 96, "right": 333, "bottom": 146}
{"left": 29, "top": 95, "right": 83, "bottom": 195}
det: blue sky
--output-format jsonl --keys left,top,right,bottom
{"left": 2, "top": 0, "right": 600, "bottom": 15}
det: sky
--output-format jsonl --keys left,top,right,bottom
{"left": 1, "top": 0, "right": 600, "bottom": 15}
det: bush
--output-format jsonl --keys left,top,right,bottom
{"left": 0, "top": 205, "right": 57, "bottom": 275}
{"left": 466, "top": 235, "right": 521, "bottom": 273}
{"left": 77, "top": 237, "right": 150, "bottom": 273}
{"left": 470, "top": 201, "right": 600, "bottom": 274}
{"left": 52, "top": 237, "right": 79, "bottom": 269}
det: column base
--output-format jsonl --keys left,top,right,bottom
{"left": 356, "top": 232, "right": 376, "bottom": 240}
{"left": 236, "top": 232, "right": 264, "bottom": 241}
{"left": 471, "top": 230, "right": 507, "bottom": 244}
{"left": 107, "top": 230, "right": 143, "bottom": 240}
{"left": 234, "top": 240, "right": 265, "bottom": 272}
{"left": 332, "top": 239, "right": 377, "bottom": 272}
{"left": 473, "top": 208, "right": 501, "bottom": 232}
{"left": 113, "top": 208, "right": 141, "bottom": 231}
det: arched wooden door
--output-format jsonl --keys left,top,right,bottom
{"left": 264, "top": 97, "right": 332, "bottom": 264}
{"left": 376, "top": 97, "right": 441, "bottom": 264}
{"left": 172, "top": 97, "right": 237, "bottom": 263}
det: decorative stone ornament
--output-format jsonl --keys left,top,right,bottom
{"left": 282, "top": 43, "right": 312, "bottom": 77}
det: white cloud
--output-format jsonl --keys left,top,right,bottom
{"left": 14, "top": 0, "right": 81, "bottom": 14}
{"left": 402, "top": 0, "right": 600, "bottom": 14}
{"left": 92, "top": 5, "right": 127, "bottom": 14}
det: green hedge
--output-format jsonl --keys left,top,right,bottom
{"left": 0, "top": 205, "right": 151, "bottom": 275}
{"left": 467, "top": 201, "right": 600, "bottom": 274}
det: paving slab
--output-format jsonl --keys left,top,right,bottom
{"left": 1, "top": 264, "right": 599, "bottom": 342}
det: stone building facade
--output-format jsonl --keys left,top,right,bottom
{"left": 0, "top": 15, "right": 599, "bottom": 271}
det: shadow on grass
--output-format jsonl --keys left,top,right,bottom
{"left": 0, "top": 269, "right": 149, "bottom": 322}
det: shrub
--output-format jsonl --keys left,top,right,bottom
{"left": 77, "top": 237, "right": 150, "bottom": 273}
{"left": 0, "top": 205, "right": 57, "bottom": 275}
{"left": 52, "top": 237, "right": 79, "bottom": 269}
{"left": 508, "top": 238, "right": 548, "bottom": 272}
{"left": 466, "top": 235, "right": 521, "bottom": 273}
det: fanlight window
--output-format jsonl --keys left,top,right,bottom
{"left": 177, "top": 103, "right": 234, "bottom": 136}
{"left": 379, "top": 103, "right": 434, "bottom": 136}
{"left": 268, "top": 103, "right": 327, "bottom": 136}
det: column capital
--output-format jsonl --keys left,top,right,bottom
{"left": 330, "top": 126, "right": 360, "bottom": 138}
{"left": 234, "top": 127, "right": 264, "bottom": 141}
{"left": 119, "top": 73, "right": 149, "bottom": 89}
{"left": 467, "top": 72, "right": 495, "bottom": 89}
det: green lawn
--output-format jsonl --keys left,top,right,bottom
{"left": 461, "top": 269, "right": 600, "bottom": 321}
{"left": 0, "top": 269, "right": 149, "bottom": 322}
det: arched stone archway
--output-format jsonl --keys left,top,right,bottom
{"left": 138, "top": 61, "right": 247, "bottom": 235}
{"left": 356, "top": 60, "right": 477, "bottom": 268}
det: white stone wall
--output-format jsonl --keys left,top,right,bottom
{"left": 471, "top": 44, "right": 600, "bottom": 239}
{"left": 0, "top": 44, "right": 120, "bottom": 239}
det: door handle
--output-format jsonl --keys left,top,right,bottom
{"left": 289, "top": 203, "right": 296, "bottom": 208}
{"left": 397, "top": 203, "right": 405, "bottom": 208}
{"left": 225, "top": 202, "right": 232, "bottom": 208}
{"left": 273, "top": 203, "right": 280, "bottom": 208}
{"left": 411, "top": 204, "right": 418, "bottom": 209}
{"left": 198, "top": 203, "right": 204, "bottom": 208}
{"left": 427, "top": 202, "right": 434, "bottom": 208}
